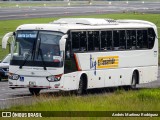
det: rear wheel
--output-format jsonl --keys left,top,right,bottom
{"left": 29, "top": 88, "right": 41, "bottom": 95}
{"left": 131, "top": 71, "right": 137, "bottom": 89}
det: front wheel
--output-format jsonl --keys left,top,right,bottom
{"left": 29, "top": 88, "right": 41, "bottom": 95}
{"left": 77, "top": 76, "right": 86, "bottom": 95}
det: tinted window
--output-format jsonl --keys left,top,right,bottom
{"left": 126, "top": 30, "right": 136, "bottom": 49}
{"left": 72, "top": 31, "right": 87, "bottom": 52}
{"left": 142, "top": 30, "right": 148, "bottom": 48}
{"left": 113, "top": 30, "right": 120, "bottom": 50}
{"left": 87, "top": 31, "right": 100, "bottom": 51}
{"left": 119, "top": 30, "right": 126, "bottom": 50}
{"left": 71, "top": 28, "right": 155, "bottom": 53}
{"left": 72, "top": 32, "right": 80, "bottom": 52}
{"left": 79, "top": 31, "right": 87, "bottom": 51}
{"left": 101, "top": 31, "right": 112, "bottom": 50}
{"left": 137, "top": 30, "right": 148, "bottom": 49}
{"left": 148, "top": 28, "right": 156, "bottom": 49}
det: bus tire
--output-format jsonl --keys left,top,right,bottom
{"left": 131, "top": 71, "right": 138, "bottom": 89}
{"left": 77, "top": 76, "right": 87, "bottom": 95}
{"left": 29, "top": 88, "right": 41, "bottom": 96}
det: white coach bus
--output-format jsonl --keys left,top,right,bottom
{"left": 2, "top": 18, "right": 158, "bottom": 95}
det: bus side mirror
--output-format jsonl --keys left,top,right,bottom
{"left": 2, "top": 32, "right": 14, "bottom": 49}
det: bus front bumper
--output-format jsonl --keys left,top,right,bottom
{"left": 8, "top": 77, "right": 63, "bottom": 90}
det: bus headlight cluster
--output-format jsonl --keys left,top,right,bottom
{"left": 8, "top": 73, "right": 19, "bottom": 80}
{"left": 46, "top": 74, "right": 62, "bottom": 82}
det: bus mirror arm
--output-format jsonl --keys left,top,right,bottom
{"left": 2, "top": 32, "right": 14, "bottom": 49}
{"left": 62, "top": 35, "right": 68, "bottom": 39}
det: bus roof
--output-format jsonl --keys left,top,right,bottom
{"left": 16, "top": 18, "right": 157, "bottom": 34}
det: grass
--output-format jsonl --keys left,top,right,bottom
{"left": 1, "top": 89, "right": 160, "bottom": 119}
{"left": 0, "top": 13, "right": 160, "bottom": 60}
{"left": 16, "top": 89, "right": 160, "bottom": 111}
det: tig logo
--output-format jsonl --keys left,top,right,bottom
{"left": 90, "top": 54, "right": 96, "bottom": 75}
{"left": 2, "top": 112, "right": 11, "bottom": 117}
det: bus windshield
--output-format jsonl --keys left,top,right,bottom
{"left": 11, "top": 30, "right": 64, "bottom": 68}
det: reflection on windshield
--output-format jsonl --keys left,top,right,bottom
{"left": 11, "top": 31, "right": 64, "bottom": 67}
{"left": 38, "top": 31, "right": 61, "bottom": 62}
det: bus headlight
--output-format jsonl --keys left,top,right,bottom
{"left": 8, "top": 73, "right": 19, "bottom": 80}
{"left": 46, "top": 74, "right": 62, "bottom": 82}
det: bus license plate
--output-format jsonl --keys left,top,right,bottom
{"left": 29, "top": 81, "right": 36, "bottom": 86}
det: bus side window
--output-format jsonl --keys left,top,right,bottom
{"left": 79, "top": 31, "right": 87, "bottom": 52}
{"left": 142, "top": 30, "right": 148, "bottom": 49}
{"left": 106, "top": 31, "right": 112, "bottom": 50}
{"left": 101, "top": 31, "right": 112, "bottom": 51}
{"left": 71, "top": 31, "right": 87, "bottom": 52}
{"left": 113, "top": 30, "right": 120, "bottom": 50}
{"left": 137, "top": 30, "right": 143, "bottom": 49}
{"left": 148, "top": 28, "right": 156, "bottom": 49}
{"left": 72, "top": 32, "right": 80, "bottom": 52}
{"left": 87, "top": 31, "right": 100, "bottom": 51}
{"left": 94, "top": 31, "right": 100, "bottom": 51}
{"left": 126, "top": 30, "right": 136, "bottom": 50}
{"left": 101, "top": 31, "right": 107, "bottom": 51}
{"left": 119, "top": 30, "right": 126, "bottom": 50}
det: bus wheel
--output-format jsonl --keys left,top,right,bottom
{"left": 131, "top": 71, "right": 137, "bottom": 89}
{"left": 77, "top": 76, "right": 86, "bottom": 95}
{"left": 29, "top": 88, "right": 41, "bottom": 95}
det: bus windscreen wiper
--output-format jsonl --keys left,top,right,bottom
{"left": 39, "top": 48, "right": 47, "bottom": 70}
{"left": 36, "top": 37, "right": 47, "bottom": 70}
